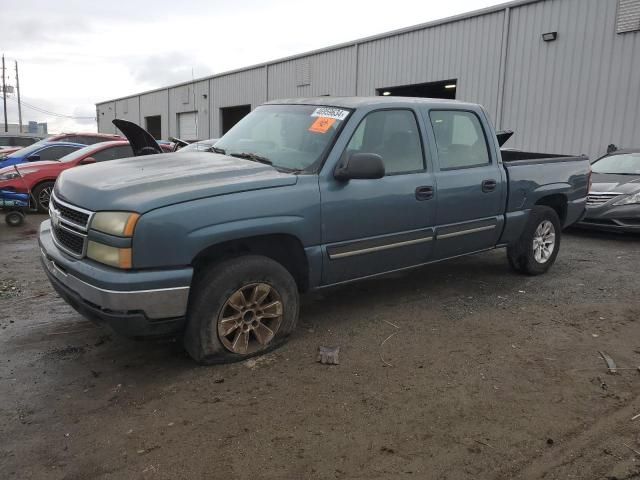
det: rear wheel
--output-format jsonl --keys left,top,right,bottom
{"left": 183, "top": 255, "right": 299, "bottom": 365}
{"left": 32, "top": 181, "right": 55, "bottom": 213}
{"left": 507, "top": 206, "right": 561, "bottom": 275}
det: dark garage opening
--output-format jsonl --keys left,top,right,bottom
{"left": 145, "top": 115, "right": 162, "bottom": 140}
{"left": 376, "top": 79, "right": 457, "bottom": 100}
{"left": 221, "top": 105, "right": 251, "bottom": 135}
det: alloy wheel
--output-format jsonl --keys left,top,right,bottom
{"left": 217, "top": 283, "right": 283, "bottom": 355}
{"left": 533, "top": 220, "right": 556, "bottom": 263}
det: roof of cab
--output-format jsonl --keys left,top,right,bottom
{"left": 264, "top": 96, "right": 480, "bottom": 110}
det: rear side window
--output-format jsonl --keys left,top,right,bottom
{"left": 429, "top": 110, "right": 490, "bottom": 170}
{"left": 93, "top": 145, "right": 134, "bottom": 162}
{"left": 38, "top": 145, "right": 81, "bottom": 161}
{"left": 344, "top": 109, "right": 424, "bottom": 175}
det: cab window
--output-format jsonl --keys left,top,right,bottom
{"left": 343, "top": 109, "right": 424, "bottom": 175}
{"left": 429, "top": 110, "right": 490, "bottom": 170}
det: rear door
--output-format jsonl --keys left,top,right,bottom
{"left": 320, "top": 108, "right": 436, "bottom": 285}
{"left": 425, "top": 109, "right": 505, "bottom": 258}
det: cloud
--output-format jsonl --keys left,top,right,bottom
{"left": 127, "top": 52, "right": 213, "bottom": 89}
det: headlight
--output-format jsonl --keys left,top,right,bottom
{"left": 0, "top": 172, "right": 20, "bottom": 181}
{"left": 91, "top": 211, "right": 140, "bottom": 237}
{"left": 613, "top": 192, "right": 640, "bottom": 206}
{"left": 87, "top": 241, "right": 132, "bottom": 269}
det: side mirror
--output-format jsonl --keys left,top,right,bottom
{"left": 334, "top": 152, "right": 385, "bottom": 181}
{"left": 80, "top": 157, "right": 96, "bottom": 165}
{"left": 27, "top": 154, "right": 40, "bottom": 162}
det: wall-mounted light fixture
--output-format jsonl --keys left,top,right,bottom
{"left": 202, "top": 94, "right": 208, "bottom": 99}
{"left": 444, "top": 84, "right": 457, "bottom": 89}
{"left": 542, "top": 32, "right": 558, "bottom": 42}
{"left": 382, "top": 91, "right": 391, "bottom": 96}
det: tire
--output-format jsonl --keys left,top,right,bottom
{"left": 507, "top": 206, "right": 561, "bottom": 276}
{"left": 183, "top": 255, "right": 299, "bottom": 365}
{"left": 5, "top": 211, "right": 25, "bottom": 227}
{"left": 32, "top": 182, "right": 55, "bottom": 213}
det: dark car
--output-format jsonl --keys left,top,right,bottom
{"left": 577, "top": 149, "right": 640, "bottom": 233}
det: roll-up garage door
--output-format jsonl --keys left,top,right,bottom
{"left": 177, "top": 112, "right": 197, "bottom": 141}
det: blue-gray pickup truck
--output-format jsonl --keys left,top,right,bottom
{"left": 39, "top": 97, "right": 591, "bottom": 364}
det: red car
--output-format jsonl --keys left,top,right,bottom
{"left": 0, "top": 141, "right": 133, "bottom": 212}
{"left": 43, "top": 132, "right": 124, "bottom": 145}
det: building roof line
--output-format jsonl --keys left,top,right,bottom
{"left": 97, "top": 0, "right": 544, "bottom": 105}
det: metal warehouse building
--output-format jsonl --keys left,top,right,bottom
{"left": 96, "top": 0, "right": 640, "bottom": 160}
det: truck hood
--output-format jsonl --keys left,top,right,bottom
{"left": 54, "top": 152, "right": 298, "bottom": 212}
{"left": 590, "top": 173, "right": 640, "bottom": 195}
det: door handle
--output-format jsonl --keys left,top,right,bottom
{"left": 482, "top": 179, "right": 497, "bottom": 193}
{"left": 415, "top": 185, "right": 434, "bottom": 201}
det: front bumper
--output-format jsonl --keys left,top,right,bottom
{"left": 575, "top": 203, "right": 640, "bottom": 233}
{"left": 39, "top": 220, "right": 192, "bottom": 337}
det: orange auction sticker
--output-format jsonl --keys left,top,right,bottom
{"left": 309, "top": 117, "right": 336, "bottom": 134}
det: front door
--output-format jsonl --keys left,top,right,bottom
{"left": 426, "top": 109, "right": 505, "bottom": 259}
{"left": 320, "top": 108, "right": 436, "bottom": 285}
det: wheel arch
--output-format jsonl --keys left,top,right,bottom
{"left": 191, "top": 233, "right": 310, "bottom": 292}
{"left": 535, "top": 193, "right": 568, "bottom": 224}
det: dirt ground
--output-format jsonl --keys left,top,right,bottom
{"left": 1, "top": 215, "right": 640, "bottom": 480}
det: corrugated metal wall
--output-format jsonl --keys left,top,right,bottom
{"left": 140, "top": 90, "right": 170, "bottom": 139}
{"left": 168, "top": 80, "right": 210, "bottom": 139}
{"left": 502, "top": 0, "right": 640, "bottom": 157}
{"left": 209, "top": 67, "right": 267, "bottom": 137}
{"left": 267, "top": 47, "right": 358, "bottom": 99}
{"left": 356, "top": 11, "right": 505, "bottom": 120}
{"left": 96, "top": 0, "right": 640, "bottom": 160}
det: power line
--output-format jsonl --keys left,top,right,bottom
{"left": 0, "top": 94, "right": 95, "bottom": 120}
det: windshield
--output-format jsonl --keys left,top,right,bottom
{"left": 214, "top": 104, "right": 351, "bottom": 172}
{"left": 6, "top": 143, "right": 42, "bottom": 159}
{"left": 592, "top": 153, "right": 640, "bottom": 175}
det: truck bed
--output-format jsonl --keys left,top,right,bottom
{"left": 501, "top": 150, "right": 591, "bottom": 229}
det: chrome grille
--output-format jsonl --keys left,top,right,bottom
{"left": 586, "top": 192, "right": 622, "bottom": 207}
{"left": 49, "top": 193, "right": 94, "bottom": 258}
{"left": 53, "top": 225, "right": 85, "bottom": 255}
{"left": 51, "top": 197, "right": 90, "bottom": 227}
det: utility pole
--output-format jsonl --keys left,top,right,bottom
{"left": 15, "top": 61, "right": 22, "bottom": 133}
{"left": 2, "top": 55, "right": 7, "bottom": 132}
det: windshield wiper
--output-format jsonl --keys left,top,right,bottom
{"left": 210, "top": 146, "right": 226, "bottom": 154}
{"left": 228, "top": 152, "right": 273, "bottom": 165}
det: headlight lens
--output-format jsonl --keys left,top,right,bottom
{"left": 0, "top": 172, "right": 20, "bottom": 181}
{"left": 613, "top": 192, "right": 640, "bottom": 206}
{"left": 86, "top": 241, "right": 132, "bottom": 269}
{"left": 91, "top": 211, "right": 140, "bottom": 237}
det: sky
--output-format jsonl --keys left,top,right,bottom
{"left": 2, "top": 0, "right": 506, "bottom": 133}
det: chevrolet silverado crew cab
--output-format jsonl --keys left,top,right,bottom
{"left": 39, "top": 97, "right": 590, "bottom": 364}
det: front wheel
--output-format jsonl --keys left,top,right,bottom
{"left": 183, "top": 255, "right": 299, "bottom": 365}
{"left": 507, "top": 206, "right": 561, "bottom": 275}
{"left": 32, "top": 181, "right": 55, "bottom": 213}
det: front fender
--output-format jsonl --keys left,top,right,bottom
{"left": 131, "top": 176, "right": 321, "bottom": 269}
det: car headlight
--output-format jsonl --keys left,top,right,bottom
{"left": 91, "top": 211, "right": 140, "bottom": 237}
{"left": 86, "top": 241, "right": 132, "bottom": 269}
{"left": 613, "top": 192, "right": 640, "bottom": 206}
{"left": 0, "top": 172, "right": 20, "bottom": 181}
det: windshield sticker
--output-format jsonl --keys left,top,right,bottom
{"left": 311, "top": 107, "right": 349, "bottom": 121}
{"left": 309, "top": 117, "right": 336, "bottom": 134}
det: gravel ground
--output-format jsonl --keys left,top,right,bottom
{"left": 1, "top": 215, "right": 640, "bottom": 480}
